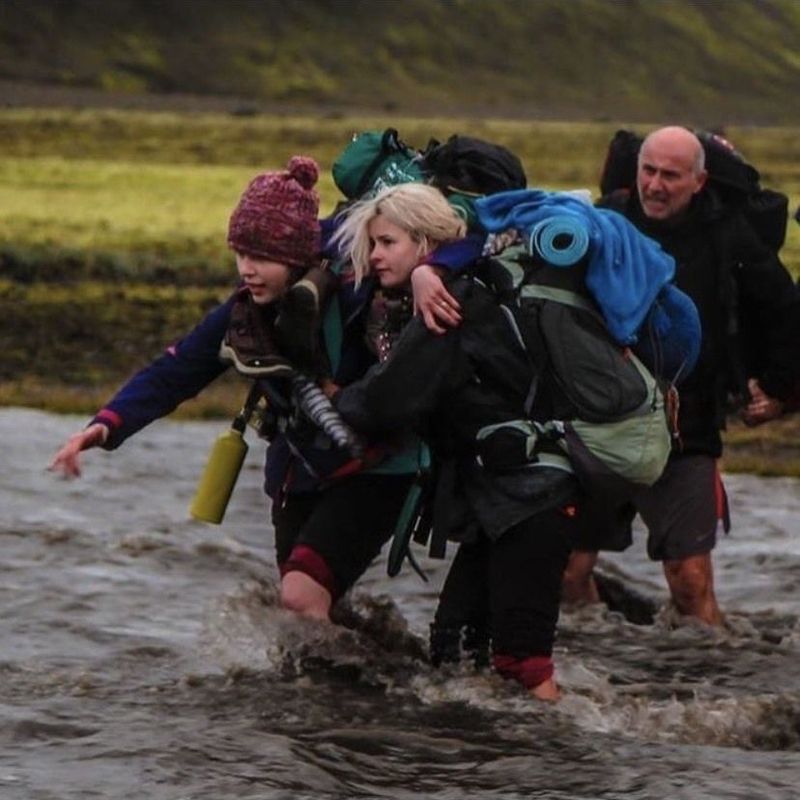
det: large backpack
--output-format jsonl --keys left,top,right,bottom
{"left": 421, "top": 134, "right": 527, "bottom": 225}
{"left": 331, "top": 128, "right": 527, "bottom": 226}
{"left": 599, "top": 128, "right": 789, "bottom": 252}
{"left": 472, "top": 239, "right": 674, "bottom": 502}
{"left": 332, "top": 128, "right": 427, "bottom": 200}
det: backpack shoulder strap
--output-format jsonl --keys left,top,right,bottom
{"left": 518, "top": 284, "right": 598, "bottom": 316}
{"left": 319, "top": 256, "right": 353, "bottom": 376}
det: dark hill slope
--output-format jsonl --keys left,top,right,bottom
{"left": 1, "top": 0, "right": 799, "bottom": 123}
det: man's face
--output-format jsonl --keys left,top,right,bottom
{"left": 636, "top": 137, "right": 707, "bottom": 221}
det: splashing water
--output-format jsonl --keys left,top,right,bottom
{"left": 3, "top": 408, "right": 800, "bottom": 799}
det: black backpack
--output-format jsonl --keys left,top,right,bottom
{"left": 599, "top": 128, "right": 789, "bottom": 252}
{"left": 421, "top": 135, "right": 527, "bottom": 226}
{"left": 422, "top": 134, "right": 527, "bottom": 195}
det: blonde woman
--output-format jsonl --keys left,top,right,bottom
{"left": 275, "top": 183, "right": 472, "bottom": 621}
{"left": 333, "top": 184, "right": 582, "bottom": 702}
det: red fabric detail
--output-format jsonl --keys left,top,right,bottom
{"left": 713, "top": 462, "right": 731, "bottom": 533}
{"left": 327, "top": 458, "right": 365, "bottom": 481}
{"left": 326, "top": 446, "right": 387, "bottom": 481}
{"left": 560, "top": 503, "right": 578, "bottom": 518}
{"left": 493, "top": 654, "right": 554, "bottom": 689}
{"left": 280, "top": 544, "right": 338, "bottom": 600}
{"left": 94, "top": 409, "right": 122, "bottom": 429}
{"left": 714, "top": 463, "right": 724, "bottom": 520}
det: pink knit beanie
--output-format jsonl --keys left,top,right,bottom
{"left": 227, "top": 156, "right": 321, "bottom": 268}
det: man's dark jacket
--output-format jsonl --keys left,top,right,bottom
{"left": 600, "top": 188, "right": 800, "bottom": 457}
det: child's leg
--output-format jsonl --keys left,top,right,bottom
{"left": 279, "top": 473, "right": 414, "bottom": 619}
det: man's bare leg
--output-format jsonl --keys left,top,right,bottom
{"left": 561, "top": 550, "right": 601, "bottom": 605}
{"left": 662, "top": 552, "right": 723, "bottom": 625}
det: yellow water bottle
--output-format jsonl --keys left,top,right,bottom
{"left": 189, "top": 417, "right": 248, "bottom": 524}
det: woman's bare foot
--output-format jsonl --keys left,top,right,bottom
{"left": 530, "top": 677, "right": 561, "bottom": 702}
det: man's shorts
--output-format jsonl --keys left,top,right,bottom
{"left": 572, "top": 454, "right": 730, "bottom": 562}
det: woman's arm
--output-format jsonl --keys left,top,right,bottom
{"left": 48, "top": 423, "right": 110, "bottom": 478}
{"left": 412, "top": 234, "right": 484, "bottom": 334}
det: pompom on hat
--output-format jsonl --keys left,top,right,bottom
{"left": 227, "top": 156, "right": 321, "bottom": 268}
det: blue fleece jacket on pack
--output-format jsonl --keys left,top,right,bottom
{"left": 475, "top": 189, "right": 677, "bottom": 345}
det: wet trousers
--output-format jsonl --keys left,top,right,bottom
{"left": 432, "top": 505, "right": 577, "bottom": 686}
{"left": 272, "top": 473, "right": 414, "bottom": 601}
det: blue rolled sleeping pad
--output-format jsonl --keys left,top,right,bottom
{"left": 526, "top": 214, "right": 701, "bottom": 384}
{"left": 476, "top": 189, "right": 678, "bottom": 345}
{"left": 529, "top": 215, "right": 590, "bottom": 267}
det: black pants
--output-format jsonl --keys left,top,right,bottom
{"left": 432, "top": 505, "right": 576, "bottom": 662}
{"left": 272, "top": 473, "right": 414, "bottom": 599}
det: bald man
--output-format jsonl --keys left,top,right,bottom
{"left": 563, "top": 126, "right": 800, "bottom": 625}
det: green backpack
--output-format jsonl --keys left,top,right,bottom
{"left": 474, "top": 243, "right": 672, "bottom": 501}
{"left": 332, "top": 128, "right": 427, "bottom": 200}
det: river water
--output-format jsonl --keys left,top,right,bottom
{"left": 2, "top": 407, "right": 799, "bottom": 799}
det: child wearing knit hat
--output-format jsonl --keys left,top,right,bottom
{"left": 50, "top": 155, "right": 331, "bottom": 478}
{"left": 219, "top": 155, "right": 333, "bottom": 378}
{"left": 227, "top": 155, "right": 321, "bottom": 271}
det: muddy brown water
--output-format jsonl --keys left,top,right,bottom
{"left": 2, "top": 408, "right": 800, "bottom": 799}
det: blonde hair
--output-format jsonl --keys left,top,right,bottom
{"left": 332, "top": 183, "right": 467, "bottom": 286}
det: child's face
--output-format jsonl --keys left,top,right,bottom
{"left": 368, "top": 216, "right": 423, "bottom": 290}
{"left": 236, "top": 253, "right": 293, "bottom": 304}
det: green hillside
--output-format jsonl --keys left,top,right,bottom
{"left": 2, "top": 0, "right": 799, "bottom": 124}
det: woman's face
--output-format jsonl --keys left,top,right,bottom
{"left": 368, "top": 216, "right": 423, "bottom": 290}
{"left": 235, "top": 253, "right": 293, "bottom": 304}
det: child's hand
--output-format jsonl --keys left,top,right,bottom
{"left": 48, "top": 423, "right": 109, "bottom": 478}
{"left": 411, "top": 264, "right": 462, "bottom": 335}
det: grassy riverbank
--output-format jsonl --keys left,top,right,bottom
{"left": 722, "top": 416, "right": 800, "bottom": 478}
{"left": 3, "top": 109, "right": 799, "bottom": 280}
{"left": 1, "top": 109, "right": 798, "bottom": 476}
